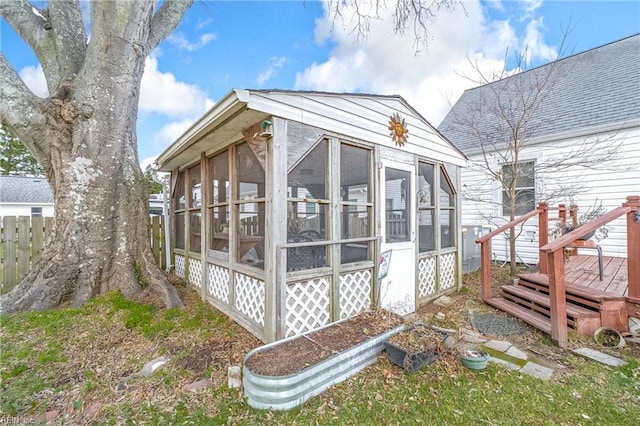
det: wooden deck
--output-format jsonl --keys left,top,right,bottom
{"left": 564, "top": 255, "right": 628, "bottom": 297}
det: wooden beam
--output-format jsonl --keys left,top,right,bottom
{"left": 547, "top": 251, "right": 568, "bottom": 348}
{"left": 538, "top": 201, "right": 549, "bottom": 274}
{"left": 625, "top": 195, "right": 640, "bottom": 299}
{"left": 480, "top": 240, "right": 491, "bottom": 301}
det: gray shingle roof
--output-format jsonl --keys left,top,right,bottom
{"left": 438, "top": 34, "right": 640, "bottom": 155}
{"left": 0, "top": 175, "right": 53, "bottom": 203}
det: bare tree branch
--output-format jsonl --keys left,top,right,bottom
{"left": 47, "top": 0, "right": 87, "bottom": 87}
{"left": 326, "top": 0, "right": 461, "bottom": 53}
{"left": 0, "top": 54, "right": 49, "bottom": 167}
{"left": 147, "top": 0, "right": 193, "bottom": 53}
{"left": 1, "top": 0, "right": 86, "bottom": 94}
{"left": 0, "top": 54, "right": 45, "bottom": 135}
{"left": 0, "top": 0, "right": 47, "bottom": 58}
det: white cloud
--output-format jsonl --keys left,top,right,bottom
{"left": 139, "top": 56, "right": 213, "bottom": 118}
{"left": 257, "top": 57, "right": 287, "bottom": 87}
{"left": 153, "top": 118, "right": 197, "bottom": 149}
{"left": 295, "top": 0, "right": 557, "bottom": 126}
{"left": 296, "top": 0, "right": 508, "bottom": 125}
{"left": 19, "top": 64, "right": 49, "bottom": 98}
{"left": 167, "top": 32, "right": 216, "bottom": 51}
{"left": 522, "top": 18, "right": 557, "bottom": 63}
{"left": 140, "top": 155, "right": 159, "bottom": 172}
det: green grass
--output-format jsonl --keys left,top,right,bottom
{"left": 1, "top": 289, "right": 639, "bottom": 425}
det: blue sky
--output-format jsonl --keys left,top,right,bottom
{"left": 2, "top": 0, "right": 639, "bottom": 169}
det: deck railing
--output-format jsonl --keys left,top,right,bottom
{"left": 539, "top": 196, "right": 640, "bottom": 347}
{"left": 476, "top": 195, "right": 640, "bottom": 348}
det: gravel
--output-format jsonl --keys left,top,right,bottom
{"left": 471, "top": 312, "right": 530, "bottom": 336}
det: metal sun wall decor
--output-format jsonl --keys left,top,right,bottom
{"left": 388, "top": 112, "right": 409, "bottom": 147}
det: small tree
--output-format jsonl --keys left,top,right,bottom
{"left": 0, "top": 125, "right": 41, "bottom": 176}
{"left": 441, "top": 41, "right": 626, "bottom": 277}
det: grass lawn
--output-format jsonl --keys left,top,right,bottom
{"left": 1, "top": 269, "right": 638, "bottom": 425}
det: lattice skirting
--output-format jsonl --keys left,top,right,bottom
{"left": 418, "top": 256, "right": 437, "bottom": 298}
{"left": 188, "top": 258, "right": 203, "bottom": 288}
{"left": 207, "top": 263, "right": 229, "bottom": 304}
{"left": 440, "top": 252, "right": 456, "bottom": 290}
{"left": 235, "top": 273, "right": 265, "bottom": 327}
{"left": 174, "top": 254, "right": 185, "bottom": 278}
{"left": 285, "top": 277, "right": 331, "bottom": 337}
{"left": 339, "top": 269, "right": 372, "bottom": 319}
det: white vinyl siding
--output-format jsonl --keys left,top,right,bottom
{"left": 460, "top": 125, "right": 640, "bottom": 263}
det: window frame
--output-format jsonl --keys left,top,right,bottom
{"left": 500, "top": 160, "right": 536, "bottom": 217}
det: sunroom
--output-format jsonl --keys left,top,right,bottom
{"left": 156, "top": 89, "right": 467, "bottom": 343}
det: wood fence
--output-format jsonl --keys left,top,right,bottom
{"left": 1, "top": 216, "right": 167, "bottom": 294}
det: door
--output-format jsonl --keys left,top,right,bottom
{"left": 379, "top": 159, "right": 416, "bottom": 315}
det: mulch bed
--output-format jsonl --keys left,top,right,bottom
{"left": 244, "top": 309, "right": 403, "bottom": 376}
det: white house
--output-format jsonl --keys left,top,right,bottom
{"left": 156, "top": 89, "right": 467, "bottom": 342}
{"left": 438, "top": 34, "right": 640, "bottom": 264}
{"left": 0, "top": 175, "right": 54, "bottom": 217}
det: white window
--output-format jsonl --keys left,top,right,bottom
{"left": 501, "top": 161, "right": 535, "bottom": 216}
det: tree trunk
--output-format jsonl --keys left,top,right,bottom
{"left": 1, "top": 54, "right": 182, "bottom": 314}
{"left": 2, "top": 107, "right": 182, "bottom": 312}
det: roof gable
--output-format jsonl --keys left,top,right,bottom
{"left": 157, "top": 89, "right": 466, "bottom": 170}
{"left": 438, "top": 34, "right": 640, "bottom": 154}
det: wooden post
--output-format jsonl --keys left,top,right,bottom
{"left": 480, "top": 240, "right": 491, "bottom": 301}
{"left": 538, "top": 201, "right": 548, "bottom": 274}
{"left": 547, "top": 250, "right": 568, "bottom": 348}
{"left": 569, "top": 204, "right": 578, "bottom": 227}
{"left": 558, "top": 203, "right": 566, "bottom": 224}
{"left": 625, "top": 195, "right": 640, "bottom": 299}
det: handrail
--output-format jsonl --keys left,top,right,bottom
{"left": 476, "top": 209, "right": 541, "bottom": 244}
{"left": 540, "top": 206, "right": 632, "bottom": 253}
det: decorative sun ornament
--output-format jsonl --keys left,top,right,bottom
{"left": 388, "top": 112, "right": 409, "bottom": 147}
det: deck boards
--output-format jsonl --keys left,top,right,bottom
{"left": 565, "top": 255, "right": 628, "bottom": 297}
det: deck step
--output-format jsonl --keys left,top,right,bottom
{"left": 485, "top": 297, "right": 552, "bottom": 334}
{"left": 501, "top": 285, "right": 600, "bottom": 329}
{"left": 516, "top": 273, "right": 625, "bottom": 310}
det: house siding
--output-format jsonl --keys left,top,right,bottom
{"left": 460, "top": 125, "right": 640, "bottom": 264}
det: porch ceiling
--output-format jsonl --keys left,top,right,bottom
{"left": 158, "top": 108, "right": 267, "bottom": 172}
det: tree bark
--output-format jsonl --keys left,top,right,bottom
{"left": 0, "top": 0, "right": 192, "bottom": 313}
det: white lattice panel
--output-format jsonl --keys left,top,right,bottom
{"left": 418, "top": 257, "right": 436, "bottom": 298}
{"left": 235, "top": 273, "right": 265, "bottom": 326}
{"left": 188, "top": 258, "right": 202, "bottom": 288}
{"left": 207, "top": 263, "right": 229, "bottom": 304}
{"left": 175, "top": 255, "right": 185, "bottom": 278}
{"left": 285, "top": 278, "right": 331, "bottom": 337}
{"left": 339, "top": 269, "right": 372, "bottom": 319}
{"left": 440, "top": 253, "right": 456, "bottom": 290}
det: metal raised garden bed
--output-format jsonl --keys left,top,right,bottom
{"left": 243, "top": 316, "right": 405, "bottom": 411}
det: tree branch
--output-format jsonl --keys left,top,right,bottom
{"left": 0, "top": 0, "right": 46, "bottom": 57}
{"left": 147, "top": 0, "right": 193, "bottom": 52}
{"left": 47, "top": 0, "right": 87, "bottom": 86}
{"left": 0, "top": 54, "right": 48, "bottom": 162}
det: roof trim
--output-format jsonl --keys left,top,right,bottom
{"left": 461, "top": 117, "right": 640, "bottom": 156}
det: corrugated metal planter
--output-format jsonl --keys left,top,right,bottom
{"left": 243, "top": 317, "right": 405, "bottom": 411}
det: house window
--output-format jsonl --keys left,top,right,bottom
{"left": 235, "top": 142, "right": 265, "bottom": 268}
{"left": 417, "top": 162, "right": 435, "bottom": 252}
{"left": 501, "top": 161, "right": 535, "bottom": 216}
{"left": 31, "top": 207, "right": 43, "bottom": 217}
{"left": 173, "top": 171, "right": 186, "bottom": 250}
